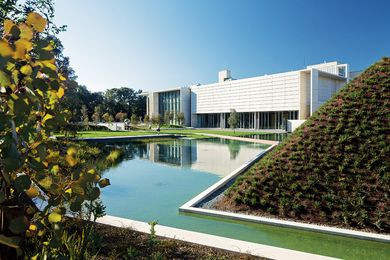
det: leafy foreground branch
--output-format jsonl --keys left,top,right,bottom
{"left": 0, "top": 13, "right": 121, "bottom": 258}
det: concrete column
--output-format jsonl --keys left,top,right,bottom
{"left": 310, "top": 69, "right": 319, "bottom": 115}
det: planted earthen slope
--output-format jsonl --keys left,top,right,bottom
{"left": 216, "top": 57, "right": 390, "bottom": 233}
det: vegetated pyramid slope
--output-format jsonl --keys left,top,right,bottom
{"left": 218, "top": 58, "right": 390, "bottom": 233}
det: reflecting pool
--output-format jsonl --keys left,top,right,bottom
{"left": 99, "top": 138, "right": 389, "bottom": 260}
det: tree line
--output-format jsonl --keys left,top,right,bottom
{"left": 59, "top": 82, "right": 146, "bottom": 124}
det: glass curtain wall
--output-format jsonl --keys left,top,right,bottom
{"left": 158, "top": 90, "right": 180, "bottom": 124}
{"left": 197, "top": 111, "right": 298, "bottom": 130}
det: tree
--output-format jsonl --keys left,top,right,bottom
{"left": 130, "top": 114, "right": 138, "bottom": 126}
{"left": 0, "top": 13, "right": 113, "bottom": 258}
{"left": 144, "top": 115, "right": 150, "bottom": 128}
{"left": 228, "top": 109, "right": 239, "bottom": 133}
{"left": 152, "top": 115, "right": 162, "bottom": 127}
{"left": 169, "top": 112, "right": 174, "bottom": 124}
{"left": 92, "top": 105, "right": 102, "bottom": 124}
{"left": 81, "top": 104, "right": 89, "bottom": 130}
{"left": 177, "top": 112, "right": 185, "bottom": 126}
{"left": 115, "top": 112, "right": 127, "bottom": 122}
{"left": 102, "top": 112, "right": 113, "bottom": 124}
{"left": 164, "top": 111, "right": 172, "bottom": 125}
{"left": 103, "top": 87, "right": 146, "bottom": 118}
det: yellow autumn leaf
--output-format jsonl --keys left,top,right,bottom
{"left": 67, "top": 147, "right": 77, "bottom": 156}
{"left": 57, "top": 87, "right": 65, "bottom": 98}
{"left": 41, "top": 60, "right": 57, "bottom": 71}
{"left": 29, "top": 224, "right": 37, "bottom": 231}
{"left": 48, "top": 212, "right": 61, "bottom": 223}
{"left": 20, "top": 65, "right": 33, "bottom": 75}
{"left": 26, "top": 12, "right": 47, "bottom": 33}
{"left": 42, "top": 43, "right": 54, "bottom": 51}
{"left": 4, "top": 19, "right": 15, "bottom": 34}
{"left": 19, "top": 23, "right": 34, "bottom": 40}
{"left": 42, "top": 113, "right": 53, "bottom": 123}
{"left": 51, "top": 165, "right": 60, "bottom": 174}
{"left": 0, "top": 71, "right": 11, "bottom": 87}
{"left": 65, "top": 155, "right": 77, "bottom": 167}
{"left": 0, "top": 40, "right": 13, "bottom": 56}
{"left": 12, "top": 70, "right": 19, "bottom": 85}
{"left": 13, "top": 39, "right": 33, "bottom": 60}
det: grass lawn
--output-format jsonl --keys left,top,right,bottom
{"left": 63, "top": 129, "right": 269, "bottom": 139}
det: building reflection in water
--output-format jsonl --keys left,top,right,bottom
{"left": 145, "top": 139, "right": 265, "bottom": 177}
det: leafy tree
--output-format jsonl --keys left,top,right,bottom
{"left": 81, "top": 104, "right": 89, "bottom": 130}
{"left": 91, "top": 105, "right": 102, "bottom": 124}
{"left": 144, "top": 115, "right": 150, "bottom": 125}
{"left": 177, "top": 112, "right": 185, "bottom": 126}
{"left": 228, "top": 109, "right": 239, "bottom": 133}
{"left": 151, "top": 115, "right": 162, "bottom": 127}
{"left": 0, "top": 13, "right": 113, "bottom": 258}
{"left": 163, "top": 111, "right": 171, "bottom": 125}
{"left": 102, "top": 112, "right": 113, "bottom": 124}
{"left": 103, "top": 87, "right": 145, "bottom": 118}
{"left": 115, "top": 112, "right": 127, "bottom": 122}
{"left": 130, "top": 114, "right": 138, "bottom": 125}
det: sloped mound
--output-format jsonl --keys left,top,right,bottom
{"left": 216, "top": 58, "right": 390, "bottom": 233}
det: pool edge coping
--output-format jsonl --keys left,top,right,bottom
{"left": 179, "top": 140, "right": 390, "bottom": 244}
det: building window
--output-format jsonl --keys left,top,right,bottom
{"left": 338, "top": 66, "right": 346, "bottom": 77}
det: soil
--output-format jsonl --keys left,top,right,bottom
{"left": 93, "top": 222, "right": 266, "bottom": 260}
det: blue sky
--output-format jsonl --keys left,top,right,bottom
{"left": 55, "top": 0, "right": 390, "bottom": 92}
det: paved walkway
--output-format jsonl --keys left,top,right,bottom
{"left": 194, "top": 133, "right": 279, "bottom": 145}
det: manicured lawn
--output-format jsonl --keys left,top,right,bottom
{"left": 63, "top": 129, "right": 269, "bottom": 139}
{"left": 71, "top": 130, "right": 156, "bottom": 138}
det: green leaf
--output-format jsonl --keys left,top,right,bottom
{"left": 0, "top": 71, "right": 11, "bottom": 87}
{"left": 0, "top": 234, "right": 20, "bottom": 249}
{"left": 48, "top": 212, "right": 61, "bottom": 223}
{"left": 98, "top": 178, "right": 110, "bottom": 188}
{"left": 9, "top": 216, "right": 28, "bottom": 234}
{"left": 72, "top": 183, "right": 85, "bottom": 196}
{"left": 0, "top": 192, "right": 5, "bottom": 203}
{"left": 70, "top": 201, "right": 82, "bottom": 212}
{"left": 32, "top": 78, "right": 48, "bottom": 91}
{"left": 14, "top": 175, "right": 31, "bottom": 193}
{"left": 88, "top": 187, "right": 100, "bottom": 201}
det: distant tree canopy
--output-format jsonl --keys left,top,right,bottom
{"left": 59, "top": 83, "right": 145, "bottom": 122}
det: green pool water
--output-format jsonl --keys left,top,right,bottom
{"left": 99, "top": 138, "right": 389, "bottom": 260}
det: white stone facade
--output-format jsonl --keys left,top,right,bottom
{"left": 143, "top": 61, "right": 352, "bottom": 129}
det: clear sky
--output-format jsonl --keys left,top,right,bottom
{"left": 55, "top": 0, "right": 390, "bottom": 92}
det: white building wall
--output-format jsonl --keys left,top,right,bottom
{"left": 148, "top": 92, "right": 159, "bottom": 117}
{"left": 317, "top": 75, "right": 345, "bottom": 105}
{"left": 190, "top": 71, "right": 300, "bottom": 114}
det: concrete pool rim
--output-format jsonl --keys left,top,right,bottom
{"left": 178, "top": 137, "right": 390, "bottom": 244}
